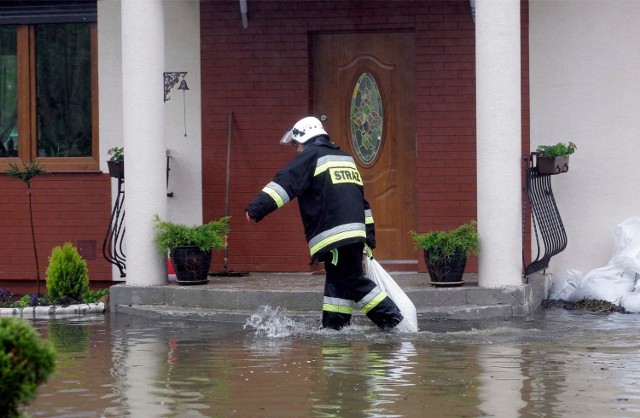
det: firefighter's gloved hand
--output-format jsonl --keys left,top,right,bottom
{"left": 366, "top": 237, "right": 376, "bottom": 249}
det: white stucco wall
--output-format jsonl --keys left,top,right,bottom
{"left": 530, "top": 0, "right": 640, "bottom": 276}
{"left": 98, "top": 0, "right": 202, "bottom": 226}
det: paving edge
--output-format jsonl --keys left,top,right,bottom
{"left": 0, "top": 302, "right": 106, "bottom": 318}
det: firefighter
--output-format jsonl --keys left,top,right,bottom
{"left": 245, "top": 116, "right": 403, "bottom": 330}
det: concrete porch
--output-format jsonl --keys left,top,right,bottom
{"left": 110, "top": 272, "right": 550, "bottom": 323}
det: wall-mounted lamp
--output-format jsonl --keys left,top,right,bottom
{"left": 164, "top": 71, "right": 190, "bottom": 137}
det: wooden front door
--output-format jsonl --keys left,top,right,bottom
{"left": 312, "top": 32, "right": 416, "bottom": 268}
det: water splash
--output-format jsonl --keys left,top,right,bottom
{"left": 243, "top": 305, "right": 312, "bottom": 337}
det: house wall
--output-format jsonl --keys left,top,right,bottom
{"left": 200, "top": 0, "right": 530, "bottom": 273}
{"left": 530, "top": 0, "right": 640, "bottom": 277}
{"left": 0, "top": 174, "right": 112, "bottom": 294}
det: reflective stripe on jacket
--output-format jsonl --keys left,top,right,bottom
{"left": 246, "top": 136, "right": 376, "bottom": 260}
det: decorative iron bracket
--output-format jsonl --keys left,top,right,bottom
{"left": 164, "top": 71, "right": 188, "bottom": 102}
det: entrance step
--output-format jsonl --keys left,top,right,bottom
{"left": 110, "top": 272, "right": 549, "bottom": 322}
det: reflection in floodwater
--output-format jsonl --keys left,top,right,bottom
{"left": 22, "top": 307, "right": 640, "bottom": 417}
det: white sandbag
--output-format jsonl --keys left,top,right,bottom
{"left": 619, "top": 292, "right": 640, "bottom": 313}
{"left": 568, "top": 264, "right": 636, "bottom": 304}
{"left": 633, "top": 274, "right": 640, "bottom": 292}
{"left": 365, "top": 255, "right": 419, "bottom": 333}
{"left": 609, "top": 217, "right": 640, "bottom": 274}
{"left": 549, "top": 272, "right": 579, "bottom": 301}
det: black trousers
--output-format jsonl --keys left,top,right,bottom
{"left": 321, "top": 242, "right": 403, "bottom": 330}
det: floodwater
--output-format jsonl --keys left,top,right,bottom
{"left": 21, "top": 306, "right": 640, "bottom": 418}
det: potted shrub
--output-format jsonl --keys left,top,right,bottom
{"left": 153, "top": 214, "right": 230, "bottom": 285}
{"left": 107, "top": 146, "right": 124, "bottom": 179}
{"left": 410, "top": 220, "right": 479, "bottom": 287}
{"left": 534, "top": 141, "right": 576, "bottom": 175}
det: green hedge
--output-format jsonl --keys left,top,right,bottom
{"left": 0, "top": 317, "right": 56, "bottom": 417}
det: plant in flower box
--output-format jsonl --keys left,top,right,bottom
{"left": 107, "top": 146, "right": 124, "bottom": 179}
{"left": 534, "top": 141, "right": 576, "bottom": 175}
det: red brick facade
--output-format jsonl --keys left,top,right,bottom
{"left": 0, "top": 1, "right": 530, "bottom": 293}
{"left": 201, "top": 0, "right": 530, "bottom": 273}
{"left": 0, "top": 173, "right": 113, "bottom": 294}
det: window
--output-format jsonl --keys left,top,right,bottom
{"left": 0, "top": 12, "right": 97, "bottom": 171}
{"left": 350, "top": 72, "right": 383, "bottom": 166}
{"left": 0, "top": 26, "right": 18, "bottom": 158}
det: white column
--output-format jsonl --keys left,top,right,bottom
{"left": 476, "top": 0, "right": 522, "bottom": 287}
{"left": 121, "top": 0, "right": 167, "bottom": 286}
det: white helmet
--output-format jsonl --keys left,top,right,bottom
{"left": 279, "top": 116, "right": 328, "bottom": 146}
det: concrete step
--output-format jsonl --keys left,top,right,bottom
{"left": 110, "top": 272, "right": 549, "bottom": 322}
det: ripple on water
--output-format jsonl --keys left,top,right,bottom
{"left": 21, "top": 305, "right": 640, "bottom": 417}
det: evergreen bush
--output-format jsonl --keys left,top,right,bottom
{"left": 0, "top": 317, "right": 56, "bottom": 417}
{"left": 46, "top": 242, "right": 90, "bottom": 301}
{"left": 153, "top": 214, "right": 230, "bottom": 254}
{"left": 410, "top": 220, "right": 479, "bottom": 262}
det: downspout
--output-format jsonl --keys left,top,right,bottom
{"left": 470, "top": 0, "right": 476, "bottom": 23}
{"left": 239, "top": 0, "right": 248, "bottom": 28}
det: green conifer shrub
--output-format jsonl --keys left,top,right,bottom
{"left": 0, "top": 317, "right": 56, "bottom": 417}
{"left": 45, "top": 242, "right": 90, "bottom": 301}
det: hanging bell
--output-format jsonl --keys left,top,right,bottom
{"left": 178, "top": 79, "right": 190, "bottom": 91}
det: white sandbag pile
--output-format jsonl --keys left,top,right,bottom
{"left": 550, "top": 217, "right": 640, "bottom": 311}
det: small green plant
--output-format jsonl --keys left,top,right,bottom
{"left": 82, "top": 287, "right": 109, "bottom": 303}
{"left": 5, "top": 160, "right": 46, "bottom": 296}
{"left": 45, "top": 242, "right": 90, "bottom": 301}
{"left": 107, "top": 146, "right": 124, "bottom": 161}
{"left": 153, "top": 214, "right": 230, "bottom": 254}
{"left": 536, "top": 141, "right": 577, "bottom": 157}
{"left": 410, "top": 220, "right": 479, "bottom": 262}
{"left": 0, "top": 317, "right": 56, "bottom": 417}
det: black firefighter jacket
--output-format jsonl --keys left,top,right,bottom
{"left": 246, "top": 136, "right": 376, "bottom": 261}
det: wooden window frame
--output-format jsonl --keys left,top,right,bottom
{"left": 1, "top": 23, "right": 99, "bottom": 172}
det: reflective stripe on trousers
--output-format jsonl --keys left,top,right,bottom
{"left": 321, "top": 242, "right": 403, "bottom": 330}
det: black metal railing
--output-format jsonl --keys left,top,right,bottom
{"left": 523, "top": 154, "right": 568, "bottom": 276}
{"left": 103, "top": 171, "right": 126, "bottom": 277}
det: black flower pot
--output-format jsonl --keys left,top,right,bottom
{"left": 536, "top": 155, "right": 569, "bottom": 175}
{"left": 107, "top": 160, "right": 124, "bottom": 180}
{"left": 170, "top": 246, "right": 211, "bottom": 285}
{"left": 423, "top": 248, "right": 467, "bottom": 287}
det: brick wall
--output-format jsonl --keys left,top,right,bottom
{"left": 0, "top": 173, "right": 114, "bottom": 294}
{"left": 201, "top": 0, "right": 530, "bottom": 273}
